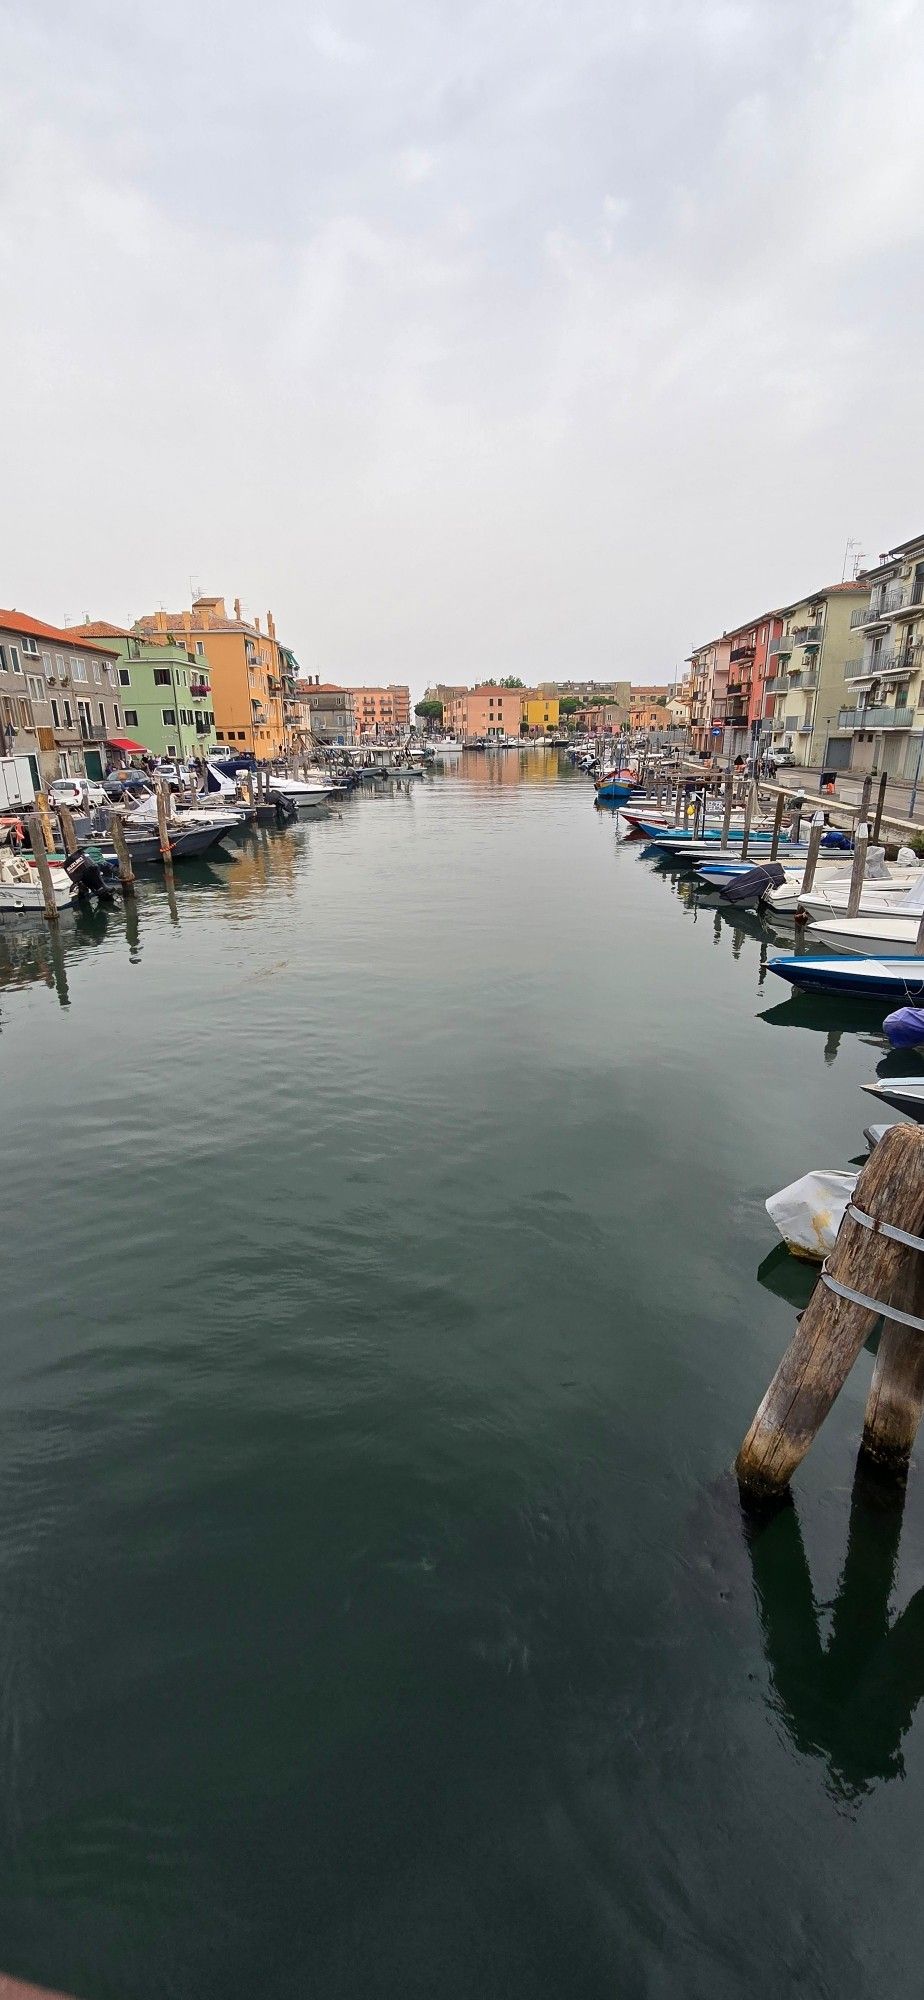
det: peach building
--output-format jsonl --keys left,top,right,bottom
{"left": 352, "top": 685, "right": 410, "bottom": 738}
{"left": 443, "top": 686, "right": 524, "bottom": 739}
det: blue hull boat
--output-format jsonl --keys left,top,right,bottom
{"left": 595, "top": 780, "right": 638, "bottom": 803}
{"left": 769, "top": 955, "right": 924, "bottom": 998}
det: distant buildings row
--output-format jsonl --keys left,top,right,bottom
{"left": 0, "top": 590, "right": 411, "bottom": 783}
{"left": 422, "top": 680, "right": 678, "bottom": 740}
{"left": 677, "top": 528, "right": 924, "bottom": 778}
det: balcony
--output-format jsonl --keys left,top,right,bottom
{"left": 838, "top": 705, "right": 914, "bottom": 730}
{"left": 788, "top": 670, "right": 818, "bottom": 691}
{"left": 729, "top": 643, "right": 756, "bottom": 662}
{"left": 769, "top": 637, "right": 791, "bottom": 658}
{"left": 850, "top": 589, "right": 905, "bottom": 629}
{"left": 791, "top": 625, "right": 822, "bottom": 647}
{"left": 189, "top": 678, "right": 210, "bottom": 698}
{"left": 78, "top": 719, "right": 109, "bottom": 743}
{"left": 798, "top": 721, "right": 812, "bottom": 735}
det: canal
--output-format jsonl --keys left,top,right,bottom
{"left": 3, "top": 750, "right": 924, "bottom": 1997}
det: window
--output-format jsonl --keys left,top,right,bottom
{"left": 73, "top": 657, "right": 88, "bottom": 681}
{"left": 21, "top": 634, "right": 38, "bottom": 656}
{"left": 113, "top": 705, "right": 122, "bottom": 729}
{"left": 118, "top": 668, "right": 131, "bottom": 686}
{"left": 98, "top": 703, "right": 106, "bottom": 727}
{"left": 154, "top": 668, "right": 171, "bottom": 687}
{"left": 28, "top": 676, "right": 43, "bottom": 702}
{"left": 62, "top": 699, "right": 73, "bottom": 726}
{"left": 195, "top": 640, "right": 204, "bottom": 656}
{"left": 216, "top": 730, "right": 225, "bottom": 741}
{"left": 17, "top": 699, "right": 33, "bottom": 729}
{"left": 77, "top": 699, "right": 92, "bottom": 728}
{"left": 55, "top": 654, "right": 67, "bottom": 682}
{"left": 42, "top": 651, "right": 54, "bottom": 682}
{"left": 51, "top": 698, "right": 60, "bottom": 726}
{"left": 124, "top": 710, "right": 138, "bottom": 727}
{"left": 104, "top": 663, "right": 114, "bottom": 687}
{"left": 9, "top": 644, "right": 21, "bottom": 674}
{"left": 162, "top": 708, "right": 177, "bottom": 726}
{"left": 0, "top": 643, "right": 6, "bottom": 672}
{"left": 93, "top": 661, "right": 101, "bottom": 684}
{"left": 237, "top": 731, "right": 246, "bottom": 741}
{"left": 167, "top": 742, "right": 178, "bottom": 756}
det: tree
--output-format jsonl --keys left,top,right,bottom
{"left": 414, "top": 699, "right": 443, "bottom": 723}
{"left": 559, "top": 696, "right": 581, "bottom": 715}
{"left": 499, "top": 676, "right": 524, "bottom": 688}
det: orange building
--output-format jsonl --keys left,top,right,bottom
{"left": 351, "top": 685, "right": 410, "bottom": 739}
{"left": 134, "top": 596, "right": 292, "bottom": 758}
{"left": 443, "top": 686, "right": 524, "bottom": 740}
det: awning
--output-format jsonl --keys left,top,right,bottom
{"left": 107, "top": 735, "right": 148, "bottom": 754}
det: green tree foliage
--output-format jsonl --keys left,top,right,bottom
{"left": 414, "top": 699, "right": 443, "bottom": 721}
{"left": 559, "top": 697, "right": 581, "bottom": 715}
{"left": 499, "top": 676, "right": 525, "bottom": 688}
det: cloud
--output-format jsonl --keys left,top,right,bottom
{"left": 1, "top": 0, "right": 923, "bottom": 689}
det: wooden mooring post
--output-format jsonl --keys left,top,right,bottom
{"left": 739, "top": 781, "right": 756, "bottom": 861}
{"left": 736, "top": 1125, "right": 924, "bottom": 1496}
{"left": 721, "top": 772, "right": 734, "bottom": 846}
{"left": 57, "top": 804, "right": 79, "bottom": 856}
{"left": 872, "top": 770, "right": 888, "bottom": 847}
{"left": 154, "top": 779, "right": 174, "bottom": 871}
{"left": 845, "top": 820, "right": 869, "bottom": 918}
{"left": 109, "top": 813, "right": 136, "bottom": 895}
{"left": 25, "top": 813, "right": 59, "bottom": 922}
{"left": 798, "top": 812, "right": 825, "bottom": 898}
{"left": 768, "top": 790, "right": 786, "bottom": 861}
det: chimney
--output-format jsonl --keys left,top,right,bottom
{"left": 255, "top": 615, "right": 261, "bottom": 634}
{"left": 267, "top": 610, "right": 276, "bottom": 640}
{"left": 233, "top": 597, "right": 242, "bottom": 621}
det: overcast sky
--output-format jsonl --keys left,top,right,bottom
{"left": 2, "top": 0, "right": 923, "bottom": 696}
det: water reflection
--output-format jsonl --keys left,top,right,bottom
{"left": 742, "top": 1461, "right": 924, "bottom": 1800}
{"left": 759, "top": 995, "right": 890, "bottom": 1065}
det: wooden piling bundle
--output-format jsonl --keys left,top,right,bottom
{"left": 737, "top": 1125, "right": 924, "bottom": 1496}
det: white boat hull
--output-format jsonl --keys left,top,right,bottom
{"left": 807, "top": 917, "right": 924, "bottom": 956}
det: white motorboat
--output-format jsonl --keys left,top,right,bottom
{"left": 266, "top": 774, "right": 338, "bottom": 807}
{"left": 762, "top": 847, "right": 921, "bottom": 918}
{"left": 806, "top": 913, "right": 924, "bottom": 957}
{"left": 861, "top": 1077, "right": 924, "bottom": 1121}
{"left": 0, "top": 851, "right": 77, "bottom": 914}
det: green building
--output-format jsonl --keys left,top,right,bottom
{"left": 74, "top": 623, "right": 218, "bottom": 763}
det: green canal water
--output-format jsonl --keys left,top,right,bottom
{"left": 3, "top": 751, "right": 924, "bottom": 1997}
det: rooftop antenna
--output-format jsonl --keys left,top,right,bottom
{"left": 841, "top": 536, "right": 863, "bottom": 582}
{"left": 189, "top": 576, "right": 201, "bottom": 601}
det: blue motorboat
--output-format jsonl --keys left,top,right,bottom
{"left": 769, "top": 955, "right": 924, "bottom": 998}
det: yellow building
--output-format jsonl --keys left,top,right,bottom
{"left": 521, "top": 694, "right": 560, "bottom": 734}
{"left": 134, "top": 595, "right": 292, "bottom": 758}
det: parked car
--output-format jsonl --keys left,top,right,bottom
{"left": 772, "top": 749, "right": 798, "bottom": 769}
{"left": 49, "top": 777, "right": 107, "bottom": 809}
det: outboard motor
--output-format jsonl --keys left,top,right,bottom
{"left": 65, "top": 847, "right": 116, "bottom": 905}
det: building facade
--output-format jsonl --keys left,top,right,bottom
{"left": 443, "top": 687, "right": 524, "bottom": 740}
{"left": 709, "top": 613, "right": 783, "bottom": 762}
{"left": 522, "top": 694, "right": 560, "bottom": 734}
{"left": 351, "top": 686, "right": 411, "bottom": 739}
{"left": 688, "top": 638, "right": 731, "bottom": 755}
{"left": 0, "top": 610, "right": 123, "bottom": 783}
{"left": 135, "top": 596, "right": 290, "bottom": 758}
{"left": 833, "top": 533, "right": 924, "bottom": 781}
{"left": 293, "top": 679, "right": 356, "bottom": 744}
{"left": 766, "top": 583, "right": 868, "bottom": 769}
{"left": 75, "top": 624, "right": 218, "bottom": 761}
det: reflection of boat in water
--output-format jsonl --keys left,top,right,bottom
{"left": 756, "top": 1242, "right": 820, "bottom": 1310}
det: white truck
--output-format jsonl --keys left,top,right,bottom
{"left": 0, "top": 755, "right": 37, "bottom": 812}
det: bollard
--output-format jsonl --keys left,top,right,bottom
{"left": 109, "top": 813, "right": 136, "bottom": 895}
{"left": 36, "top": 790, "right": 55, "bottom": 853}
{"left": 799, "top": 813, "right": 826, "bottom": 897}
{"left": 736, "top": 1126, "right": 924, "bottom": 1496}
{"left": 859, "top": 773, "right": 873, "bottom": 822}
{"left": 25, "top": 812, "right": 59, "bottom": 922}
{"left": 673, "top": 778, "right": 683, "bottom": 827}
{"left": 845, "top": 821, "right": 869, "bottom": 918}
{"left": 861, "top": 1240, "right": 924, "bottom": 1474}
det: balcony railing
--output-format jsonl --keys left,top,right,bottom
{"left": 850, "top": 589, "right": 905, "bottom": 628}
{"left": 846, "top": 649, "right": 922, "bottom": 681}
{"left": 729, "top": 643, "right": 755, "bottom": 662}
{"left": 769, "top": 637, "right": 791, "bottom": 658}
{"left": 838, "top": 704, "right": 914, "bottom": 730}
{"left": 791, "top": 625, "right": 822, "bottom": 646}
{"left": 788, "top": 671, "right": 818, "bottom": 691}
{"left": 798, "top": 721, "right": 812, "bottom": 734}
{"left": 78, "top": 718, "right": 109, "bottom": 742}
{"left": 189, "top": 679, "right": 210, "bottom": 697}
